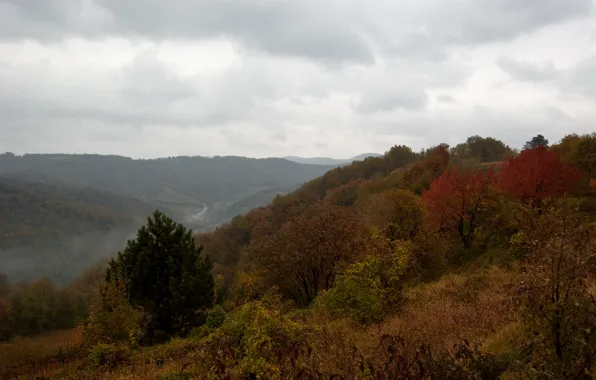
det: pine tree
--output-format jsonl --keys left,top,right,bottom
{"left": 523, "top": 134, "right": 549, "bottom": 150}
{"left": 106, "top": 210, "right": 214, "bottom": 343}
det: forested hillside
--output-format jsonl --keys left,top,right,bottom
{"left": 0, "top": 176, "right": 157, "bottom": 283}
{"left": 0, "top": 153, "right": 333, "bottom": 283}
{"left": 0, "top": 153, "right": 333, "bottom": 230}
{"left": 2, "top": 133, "right": 596, "bottom": 379}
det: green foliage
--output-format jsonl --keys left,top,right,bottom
{"left": 315, "top": 262, "right": 385, "bottom": 325}
{"left": 205, "top": 305, "right": 226, "bottom": 330}
{"left": 86, "top": 343, "right": 130, "bottom": 370}
{"left": 82, "top": 280, "right": 147, "bottom": 347}
{"left": 316, "top": 242, "right": 410, "bottom": 325}
{"left": 106, "top": 210, "right": 214, "bottom": 343}
{"left": 197, "top": 298, "right": 315, "bottom": 379}
{"left": 0, "top": 153, "right": 332, "bottom": 231}
{"left": 524, "top": 134, "right": 549, "bottom": 150}
{"left": 1, "top": 278, "right": 86, "bottom": 340}
{"left": 451, "top": 135, "right": 514, "bottom": 163}
{"left": 507, "top": 231, "right": 532, "bottom": 260}
{"left": 0, "top": 175, "right": 156, "bottom": 284}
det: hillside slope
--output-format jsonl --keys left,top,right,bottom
{"left": 0, "top": 175, "right": 157, "bottom": 283}
{"left": 3, "top": 134, "right": 596, "bottom": 379}
{"left": 0, "top": 154, "right": 333, "bottom": 230}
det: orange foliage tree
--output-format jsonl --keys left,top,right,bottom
{"left": 247, "top": 205, "right": 366, "bottom": 305}
{"left": 364, "top": 189, "right": 424, "bottom": 241}
{"left": 422, "top": 167, "right": 498, "bottom": 249}
{"left": 498, "top": 146, "right": 584, "bottom": 207}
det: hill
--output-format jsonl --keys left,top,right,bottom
{"left": 282, "top": 153, "right": 381, "bottom": 165}
{"left": 0, "top": 175, "right": 158, "bottom": 283}
{"left": 0, "top": 153, "right": 333, "bottom": 230}
{"left": 2, "top": 134, "right": 596, "bottom": 378}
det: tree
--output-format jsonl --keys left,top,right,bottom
{"left": 384, "top": 145, "right": 419, "bottom": 172}
{"left": 422, "top": 166, "right": 498, "bottom": 249}
{"left": 512, "top": 199, "right": 596, "bottom": 377}
{"left": 364, "top": 189, "right": 423, "bottom": 241}
{"left": 248, "top": 205, "right": 366, "bottom": 305}
{"left": 523, "top": 134, "right": 549, "bottom": 150}
{"left": 498, "top": 147, "right": 584, "bottom": 209}
{"left": 450, "top": 135, "right": 514, "bottom": 163}
{"left": 402, "top": 144, "right": 451, "bottom": 195}
{"left": 3, "top": 278, "right": 84, "bottom": 338}
{"left": 573, "top": 135, "right": 596, "bottom": 181}
{"left": 106, "top": 210, "right": 214, "bottom": 343}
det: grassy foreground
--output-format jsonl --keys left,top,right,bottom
{"left": 0, "top": 261, "right": 532, "bottom": 379}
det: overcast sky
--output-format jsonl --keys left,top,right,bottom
{"left": 1, "top": 0, "right": 595, "bottom": 159}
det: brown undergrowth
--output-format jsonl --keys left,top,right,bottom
{"left": 0, "top": 264, "right": 525, "bottom": 379}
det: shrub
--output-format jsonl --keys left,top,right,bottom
{"left": 315, "top": 245, "right": 408, "bottom": 325}
{"left": 82, "top": 280, "right": 147, "bottom": 347}
{"left": 86, "top": 343, "right": 130, "bottom": 370}
{"left": 205, "top": 305, "right": 226, "bottom": 330}
{"left": 196, "top": 298, "right": 315, "bottom": 379}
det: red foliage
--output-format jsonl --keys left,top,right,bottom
{"left": 498, "top": 146, "right": 584, "bottom": 204}
{"left": 422, "top": 167, "right": 498, "bottom": 248}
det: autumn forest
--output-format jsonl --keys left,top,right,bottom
{"left": 2, "top": 132, "right": 596, "bottom": 379}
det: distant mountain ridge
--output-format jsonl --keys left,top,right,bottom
{"left": 282, "top": 153, "right": 382, "bottom": 165}
{"left": 0, "top": 154, "right": 332, "bottom": 225}
{"left": 0, "top": 152, "right": 335, "bottom": 282}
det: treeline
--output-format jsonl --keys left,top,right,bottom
{"left": 0, "top": 264, "right": 105, "bottom": 341}
{"left": 195, "top": 133, "right": 583, "bottom": 297}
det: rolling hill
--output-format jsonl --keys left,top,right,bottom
{"left": 0, "top": 175, "right": 159, "bottom": 283}
{"left": 0, "top": 153, "right": 333, "bottom": 230}
{"left": 282, "top": 153, "right": 381, "bottom": 165}
{"left": 0, "top": 153, "right": 334, "bottom": 282}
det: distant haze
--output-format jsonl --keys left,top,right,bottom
{"left": 282, "top": 153, "right": 382, "bottom": 166}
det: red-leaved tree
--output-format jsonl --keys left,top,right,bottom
{"left": 422, "top": 167, "right": 498, "bottom": 248}
{"left": 498, "top": 146, "right": 584, "bottom": 208}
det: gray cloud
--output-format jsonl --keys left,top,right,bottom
{"left": 353, "top": 89, "right": 428, "bottom": 114}
{"left": 561, "top": 55, "right": 596, "bottom": 99}
{"left": 1, "top": 0, "right": 593, "bottom": 64}
{"left": 437, "top": 94, "right": 457, "bottom": 103}
{"left": 496, "top": 56, "right": 559, "bottom": 82}
{"left": 0, "top": 1, "right": 596, "bottom": 158}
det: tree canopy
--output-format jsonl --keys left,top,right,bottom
{"left": 106, "top": 210, "right": 214, "bottom": 343}
{"left": 523, "top": 134, "right": 549, "bottom": 150}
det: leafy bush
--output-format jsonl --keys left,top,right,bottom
{"left": 86, "top": 343, "right": 130, "bottom": 370}
{"left": 315, "top": 242, "right": 409, "bottom": 325}
{"left": 82, "top": 280, "right": 147, "bottom": 347}
{"left": 196, "top": 297, "right": 315, "bottom": 379}
{"left": 205, "top": 305, "right": 226, "bottom": 330}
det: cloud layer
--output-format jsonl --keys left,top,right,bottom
{"left": 1, "top": 0, "right": 595, "bottom": 158}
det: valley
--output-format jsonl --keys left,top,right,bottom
{"left": 0, "top": 153, "right": 337, "bottom": 282}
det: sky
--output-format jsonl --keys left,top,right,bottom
{"left": 1, "top": 0, "right": 595, "bottom": 159}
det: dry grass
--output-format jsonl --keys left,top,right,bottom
{"left": 304, "top": 264, "right": 525, "bottom": 376}
{"left": 0, "top": 328, "right": 82, "bottom": 379}
{"left": 0, "top": 330, "right": 205, "bottom": 379}
{"left": 0, "top": 264, "right": 526, "bottom": 379}
{"left": 377, "top": 265, "right": 522, "bottom": 351}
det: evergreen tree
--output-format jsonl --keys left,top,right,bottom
{"left": 106, "top": 210, "right": 214, "bottom": 343}
{"left": 523, "top": 134, "right": 549, "bottom": 150}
